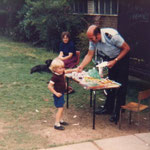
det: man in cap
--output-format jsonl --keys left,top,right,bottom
{"left": 78, "top": 25, "right": 130, "bottom": 123}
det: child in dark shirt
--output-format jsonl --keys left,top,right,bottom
{"left": 58, "top": 31, "right": 77, "bottom": 68}
{"left": 48, "top": 58, "right": 77, "bottom": 130}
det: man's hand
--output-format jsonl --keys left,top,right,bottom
{"left": 77, "top": 66, "right": 83, "bottom": 72}
{"left": 107, "top": 60, "right": 117, "bottom": 69}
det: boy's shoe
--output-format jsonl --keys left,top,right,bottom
{"left": 54, "top": 125, "right": 65, "bottom": 130}
{"left": 60, "top": 121, "right": 69, "bottom": 126}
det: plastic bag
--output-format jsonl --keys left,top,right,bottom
{"left": 88, "top": 67, "right": 101, "bottom": 79}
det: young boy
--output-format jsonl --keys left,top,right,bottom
{"left": 48, "top": 58, "right": 77, "bottom": 130}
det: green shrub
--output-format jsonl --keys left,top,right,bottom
{"left": 76, "top": 31, "right": 89, "bottom": 57}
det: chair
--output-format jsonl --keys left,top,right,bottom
{"left": 76, "top": 51, "right": 80, "bottom": 66}
{"left": 119, "top": 89, "right": 150, "bottom": 132}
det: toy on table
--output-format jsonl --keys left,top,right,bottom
{"left": 65, "top": 69, "right": 121, "bottom": 89}
{"left": 72, "top": 71, "right": 88, "bottom": 80}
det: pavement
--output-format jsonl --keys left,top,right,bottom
{"left": 40, "top": 132, "right": 150, "bottom": 150}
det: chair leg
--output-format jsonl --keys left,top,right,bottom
{"left": 149, "top": 111, "right": 150, "bottom": 131}
{"left": 129, "top": 111, "right": 132, "bottom": 125}
{"left": 146, "top": 110, "right": 150, "bottom": 131}
{"left": 119, "top": 108, "right": 122, "bottom": 129}
{"left": 138, "top": 112, "right": 140, "bottom": 132}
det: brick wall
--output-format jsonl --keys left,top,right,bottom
{"left": 84, "top": 15, "right": 118, "bottom": 29}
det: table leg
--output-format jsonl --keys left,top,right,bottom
{"left": 93, "top": 90, "right": 96, "bottom": 129}
{"left": 66, "top": 77, "right": 69, "bottom": 108}
{"left": 90, "top": 89, "right": 93, "bottom": 107}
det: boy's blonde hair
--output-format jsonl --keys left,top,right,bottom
{"left": 49, "top": 58, "right": 64, "bottom": 72}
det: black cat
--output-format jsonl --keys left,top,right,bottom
{"left": 30, "top": 59, "right": 52, "bottom": 74}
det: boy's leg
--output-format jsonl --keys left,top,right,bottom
{"left": 53, "top": 94, "right": 66, "bottom": 130}
{"left": 60, "top": 109, "right": 69, "bottom": 125}
{"left": 55, "top": 107, "right": 64, "bottom": 124}
{"left": 54, "top": 107, "right": 65, "bottom": 130}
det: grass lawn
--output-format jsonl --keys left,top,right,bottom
{"left": 0, "top": 37, "right": 59, "bottom": 149}
{"left": 0, "top": 36, "right": 99, "bottom": 149}
{"left": 0, "top": 36, "right": 150, "bottom": 150}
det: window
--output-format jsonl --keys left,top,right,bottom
{"left": 94, "top": 0, "right": 118, "bottom": 15}
{"left": 73, "top": 0, "right": 88, "bottom": 14}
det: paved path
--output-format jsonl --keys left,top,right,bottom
{"left": 40, "top": 132, "right": 150, "bottom": 150}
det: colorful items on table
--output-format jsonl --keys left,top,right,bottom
{"left": 88, "top": 67, "right": 101, "bottom": 79}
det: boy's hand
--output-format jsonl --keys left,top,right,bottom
{"left": 55, "top": 92, "right": 62, "bottom": 97}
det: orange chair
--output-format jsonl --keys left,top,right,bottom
{"left": 119, "top": 89, "right": 150, "bottom": 132}
{"left": 75, "top": 51, "right": 80, "bottom": 66}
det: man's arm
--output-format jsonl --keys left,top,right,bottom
{"left": 78, "top": 50, "right": 95, "bottom": 72}
{"left": 107, "top": 42, "right": 130, "bottom": 68}
{"left": 65, "top": 68, "right": 78, "bottom": 74}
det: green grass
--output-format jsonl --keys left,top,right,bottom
{"left": 0, "top": 37, "right": 59, "bottom": 149}
{"left": 0, "top": 37, "right": 56, "bottom": 117}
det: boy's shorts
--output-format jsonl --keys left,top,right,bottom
{"left": 53, "top": 94, "right": 65, "bottom": 108}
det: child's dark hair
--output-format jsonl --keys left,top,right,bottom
{"left": 61, "top": 31, "right": 71, "bottom": 40}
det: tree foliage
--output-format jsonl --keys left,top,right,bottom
{"left": 0, "top": 0, "right": 87, "bottom": 51}
{"left": 15, "top": 0, "right": 87, "bottom": 51}
{"left": 0, "top": 0, "right": 25, "bottom": 34}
